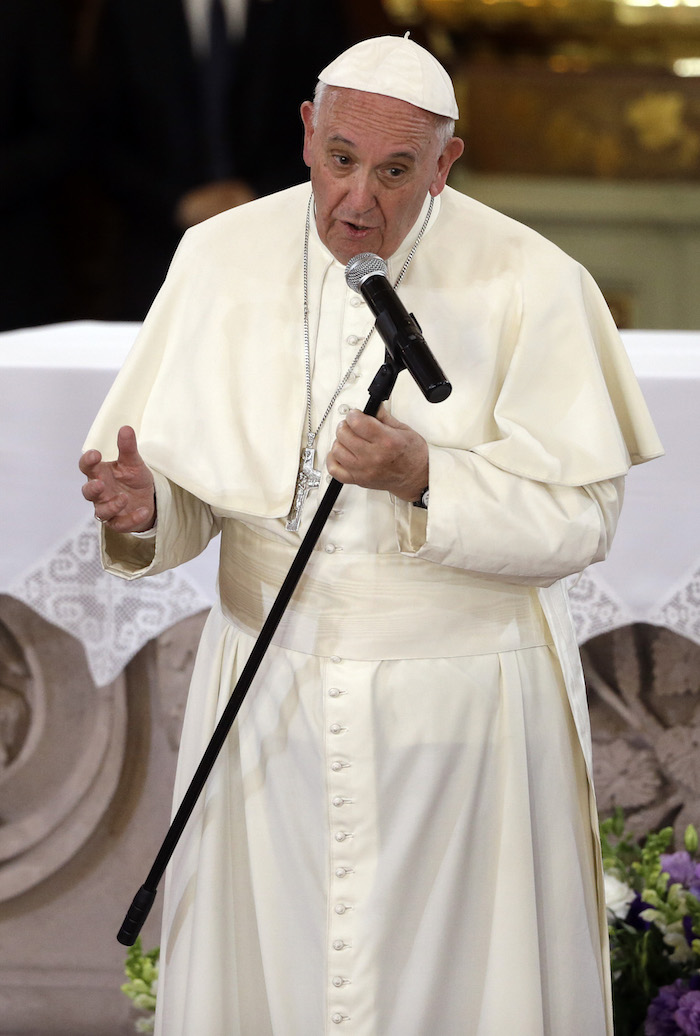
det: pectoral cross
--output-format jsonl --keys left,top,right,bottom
{"left": 286, "top": 444, "right": 322, "bottom": 532}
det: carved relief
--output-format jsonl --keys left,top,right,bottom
{"left": 0, "top": 622, "right": 31, "bottom": 770}
{"left": 0, "top": 596, "right": 127, "bottom": 902}
{"left": 585, "top": 623, "right": 700, "bottom": 843}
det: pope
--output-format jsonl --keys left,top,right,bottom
{"left": 81, "top": 34, "right": 662, "bottom": 1036}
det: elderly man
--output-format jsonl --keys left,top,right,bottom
{"left": 81, "top": 35, "right": 661, "bottom": 1036}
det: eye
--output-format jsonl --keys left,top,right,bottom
{"left": 380, "top": 165, "right": 409, "bottom": 185}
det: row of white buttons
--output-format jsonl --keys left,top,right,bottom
{"left": 327, "top": 293, "right": 369, "bottom": 1029}
{"left": 327, "top": 653, "right": 353, "bottom": 1028}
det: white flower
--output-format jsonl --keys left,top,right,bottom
{"left": 604, "top": 872, "right": 636, "bottom": 920}
{"left": 662, "top": 921, "right": 695, "bottom": 964}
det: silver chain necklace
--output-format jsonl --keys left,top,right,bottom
{"left": 285, "top": 193, "right": 434, "bottom": 532}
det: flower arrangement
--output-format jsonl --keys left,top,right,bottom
{"left": 121, "top": 937, "right": 159, "bottom": 1034}
{"left": 602, "top": 809, "right": 700, "bottom": 1036}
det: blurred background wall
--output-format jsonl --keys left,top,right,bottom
{"left": 2, "top": 0, "right": 699, "bottom": 333}
{"left": 385, "top": 0, "right": 700, "bottom": 331}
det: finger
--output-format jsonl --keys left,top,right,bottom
{"left": 326, "top": 454, "right": 355, "bottom": 486}
{"left": 333, "top": 420, "right": 360, "bottom": 453}
{"left": 375, "top": 407, "right": 405, "bottom": 430}
{"left": 342, "top": 409, "right": 383, "bottom": 443}
{"left": 82, "top": 477, "right": 106, "bottom": 503}
{"left": 329, "top": 440, "right": 360, "bottom": 471}
{"left": 79, "top": 448, "right": 103, "bottom": 478}
{"left": 103, "top": 504, "right": 156, "bottom": 534}
{"left": 116, "top": 425, "right": 143, "bottom": 467}
{"left": 93, "top": 491, "right": 130, "bottom": 523}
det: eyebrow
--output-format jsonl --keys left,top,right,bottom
{"left": 327, "top": 135, "right": 418, "bottom": 163}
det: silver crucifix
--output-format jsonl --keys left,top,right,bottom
{"left": 286, "top": 445, "right": 322, "bottom": 532}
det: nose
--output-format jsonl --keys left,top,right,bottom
{"left": 345, "top": 170, "right": 376, "bottom": 216}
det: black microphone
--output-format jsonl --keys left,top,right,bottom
{"left": 345, "top": 252, "right": 451, "bottom": 404}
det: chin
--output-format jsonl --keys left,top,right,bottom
{"left": 328, "top": 228, "right": 383, "bottom": 266}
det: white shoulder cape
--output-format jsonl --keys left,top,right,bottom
{"left": 85, "top": 183, "right": 663, "bottom": 514}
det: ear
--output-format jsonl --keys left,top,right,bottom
{"left": 429, "top": 137, "right": 465, "bottom": 197}
{"left": 300, "top": 101, "right": 316, "bottom": 170}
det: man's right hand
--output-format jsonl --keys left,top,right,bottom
{"left": 80, "top": 425, "right": 156, "bottom": 533}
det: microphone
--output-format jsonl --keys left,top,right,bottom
{"left": 345, "top": 253, "right": 451, "bottom": 404}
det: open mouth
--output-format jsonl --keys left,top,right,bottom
{"left": 343, "top": 221, "right": 373, "bottom": 235}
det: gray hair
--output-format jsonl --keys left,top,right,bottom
{"left": 312, "top": 81, "right": 456, "bottom": 155}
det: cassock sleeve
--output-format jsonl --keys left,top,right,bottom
{"left": 393, "top": 220, "right": 660, "bottom": 587}
{"left": 395, "top": 463, "right": 624, "bottom": 587}
{"left": 100, "top": 470, "right": 222, "bottom": 579}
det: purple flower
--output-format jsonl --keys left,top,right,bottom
{"left": 675, "top": 991, "right": 700, "bottom": 1036}
{"left": 662, "top": 853, "right": 697, "bottom": 888}
{"left": 628, "top": 891, "right": 653, "bottom": 931}
{"left": 646, "top": 981, "right": 689, "bottom": 1036}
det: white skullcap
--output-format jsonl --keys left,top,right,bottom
{"left": 318, "top": 34, "right": 459, "bottom": 121}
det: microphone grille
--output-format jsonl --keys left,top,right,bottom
{"left": 345, "top": 252, "right": 388, "bottom": 294}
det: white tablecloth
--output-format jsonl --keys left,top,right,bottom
{"left": 1, "top": 321, "right": 698, "bottom": 684}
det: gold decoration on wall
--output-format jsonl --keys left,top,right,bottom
{"left": 463, "top": 63, "right": 700, "bottom": 178}
{"left": 397, "top": 0, "right": 700, "bottom": 27}
{"left": 382, "top": 0, "right": 700, "bottom": 179}
{"left": 626, "top": 90, "right": 700, "bottom": 167}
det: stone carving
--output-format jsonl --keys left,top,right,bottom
{"left": 585, "top": 623, "right": 700, "bottom": 844}
{"left": 0, "top": 622, "right": 31, "bottom": 770}
{"left": 0, "top": 596, "right": 127, "bottom": 902}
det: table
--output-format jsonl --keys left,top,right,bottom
{"left": 1, "top": 321, "right": 698, "bottom": 684}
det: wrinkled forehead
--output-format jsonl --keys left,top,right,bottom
{"left": 314, "top": 86, "right": 443, "bottom": 152}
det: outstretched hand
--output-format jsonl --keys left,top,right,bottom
{"left": 327, "top": 406, "right": 428, "bottom": 503}
{"left": 80, "top": 426, "right": 156, "bottom": 533}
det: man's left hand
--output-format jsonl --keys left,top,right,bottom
{"left": 327, "top": 406, "right": 428, "bottom": 503}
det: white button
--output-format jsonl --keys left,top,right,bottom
{"left": 330, "top": 723, "right": 343, "bottom": 734}
{"left": 335, "top": 831, "right": 348, "bottom": 842}
{"left": 334, "top": 903, "right": 347, "bottom": 915}
{"left": 350, "top": 370, "right": 361, "bottom": 380}
{"left": 325, "top": 543, "right": 337, "bottom": 554}
{"left": 350, "top": 296, "right": 363, "bottom": 307}
{"left": 326, "top": 474, "right": 333, "bottom": 483}
{"left": 332, "top": 796, "right": 345, "bottom": 807}
{"left": 332, "top": 1013, "right": 344, "bottom": 1024}
{"left": 331, "top": 761, "right": 343, "bottom": 772}
{"left": 328, "top": 687, "right": 341, "bottom": 698}
{"left": 335, "top": 868, "right": 348, "bottom": 878}
{"left": 338, "top": 404, "right": 350, "bottom": 415}
{"left": 346, "top": 335, "right": 359, "bottom": 346}
{"left": 330, "top": 655, "right": 342, "bottom": 664}
{"left": 333, "top": 939, "right": 345, "bottom": 950}
{"left": 332, "top": 976, "right": 345, "bottom": 988}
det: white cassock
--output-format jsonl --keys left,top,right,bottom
{"left": 86, "top": 184, "right": 663, "bottom": 1035}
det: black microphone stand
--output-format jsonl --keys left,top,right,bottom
{"left": 117, "top": 348, "right": 425, "bottom": 946}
